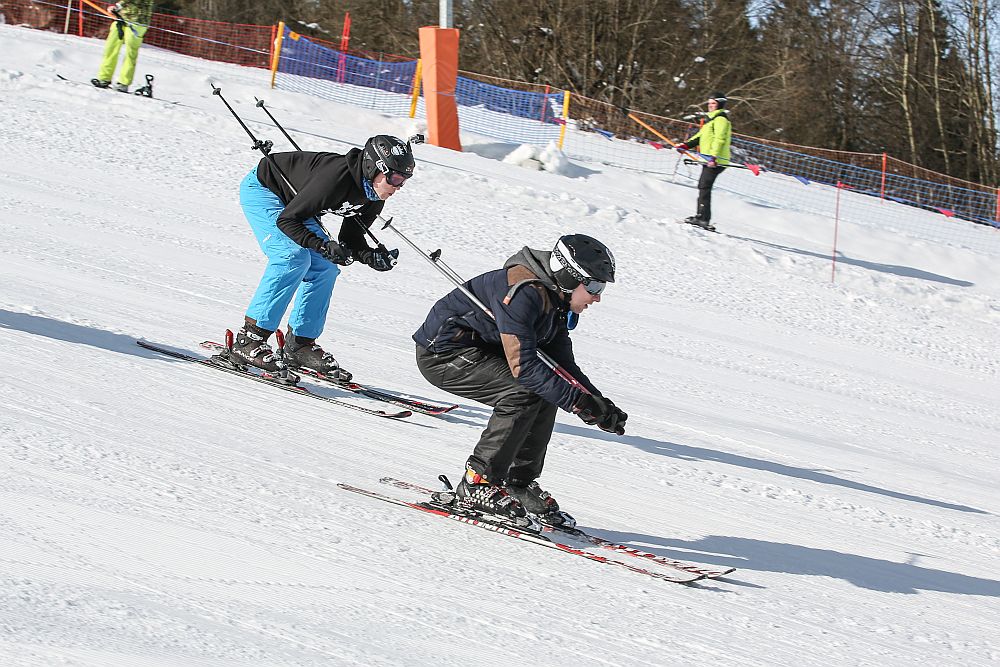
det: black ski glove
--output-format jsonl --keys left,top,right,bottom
{"left": 320, "top": 240, "right": 353, "bottom": 265}
{"left": 598, "top": 401, "right": 628, "bottom": 435}
{"left": 575, "top": 393, "right": 627, "bottom": 435}
{"left": 357, "top": 247, "right": 399, "bottom": 272}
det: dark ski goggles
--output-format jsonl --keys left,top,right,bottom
{"left": 582, "top": 279, "right": 606, "bottom": 295}
{"left": 385, "top": 170, "right": 411, "bottom": 187}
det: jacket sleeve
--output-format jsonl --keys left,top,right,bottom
{"left": 494, "top": 288, "right": 584, "bottom": 411}
{"left": 685, "top": 127, "right": 702, "bottom": 149}
{"left": 540, "top": 329, "right": 601, "bottom": 398}
{"left": 277, "top": 174, "right": 346, "bottom": 251}
{"left": 338, "top": 203, "right": 385, "bottom": 252}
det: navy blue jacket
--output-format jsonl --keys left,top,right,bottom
{"left": 413, "top": 247, "right": 600, "bottom": 411}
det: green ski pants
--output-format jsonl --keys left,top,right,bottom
{"left": 96, "top": 22, "right": 148, "bottom": 87}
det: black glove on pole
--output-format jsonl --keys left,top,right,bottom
{"left": 575, "top": 394, "right": 628, "bottom": 435}
{"left": 357, "top": 247, "right": 399, "bottom": 271}
{"left": 321, "top": 240, "right": 352, "bottom": 265}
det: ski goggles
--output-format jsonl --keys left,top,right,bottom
{"left": 375, "top": 158, "right": 412, "bottom": 187}
{"left": 384, "top": 170, "right": 411, "bottom": 187}
{"left": 582, "top": 278, "right": 606, "bottom": 296}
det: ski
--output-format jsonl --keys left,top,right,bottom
{"left": 379, "top": 477, "right": 735, "bottom": 579}
{"left": 56, "top": 74, "right": 180, "bottom": 104}
{"left": 200, "top": 341, "right": 458, "bottom": 415}
{"left": 338, "top": 482, "right": 704, "bottom": 584}
{"left": 677, "top": 218, "right": 718, "bottom": 233}
{"left": 137, "top": 340, "right": 411, "bottom": 419}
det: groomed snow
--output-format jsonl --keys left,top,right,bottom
{"left": 1, "top": 24, "right": 999, "bottom": 667}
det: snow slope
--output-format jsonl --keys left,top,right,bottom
{"left": 1, "top": 25, "right": 999, "bottom": 667}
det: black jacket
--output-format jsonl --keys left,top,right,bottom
{"left": 412, "top": 247, "right": 600, "bottom": 411}
{"left": 255, "top": 149, "right": 384, "bottom": 254}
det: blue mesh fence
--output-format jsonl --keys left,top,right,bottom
{"left": 271, "top": 26, "right": 999, "bottom": 254}
{"left": 274, "top": 28, "right": 417, "bottom": 116}
{"left": 454, "top": 75, "right": 564, "bottom": 145}
{"left": 732, "top": 138, "right": 999, "bottom": 228}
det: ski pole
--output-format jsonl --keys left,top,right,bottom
{"left": 250, "top": 96, "right": 394, "bottom": 254}
{"left": 210, "top": 83, "right": 304, "bottom": 205}
{"left": 682, "top": 157, "right": 760, "bottom": 173}
{"left": 621, "top": 107, "right": 762, "bottom": 175}
{"left": 255, "top": 97, "right": 302, "bottom": 151}
{"left": 79, "top": 0, "right": 140, "bottom": 37}
{"left": 379, "top": 216, "right": 592, "bottom": 394}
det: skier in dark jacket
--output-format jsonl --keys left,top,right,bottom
{"left": 413, "top": 234, "right": 628, "bottom": 524}
{"left": 221, "top": 135, "right": 414, "bottom": 382}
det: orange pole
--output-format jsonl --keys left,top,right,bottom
{"left": 880, "top": 152, "right": 887, "bottom": 202}
{"left": 77, "top": 0, "right": 83, "bottom": 36}
{"left": 80, "top": 0, "right": 115, "bottom": 19}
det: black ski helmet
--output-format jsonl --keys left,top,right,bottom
{"left": 708, "top": 92, "right": 728, "bottom": 108}
{"left": 362, "top": 135, "right": 415, "bottom": 182}
{"left": 549, "top": 234, "right": 616, "bottom": 293}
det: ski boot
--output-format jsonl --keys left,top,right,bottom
{"left": 91, "top": 79, "right": 111, "bottom": 89}
{"left": 113, "top": 83, "right": 129, "bottom": 93}
{"left": 434, "top": 468, "right": 541, "bottom": 533}
{"left": 134, "top": 74, "right": 154, "bottom": 97}
{"left": 212, "top": 323, "right": 298, "bottom": 384}
{"left": 283, "top": 329, "right": 353, "bottom": 382}
{"left": 505, "top": 480, "right": 576, "bottom": 528}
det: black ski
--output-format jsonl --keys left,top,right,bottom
{"left": 677, "top": 218, "right": 718, "bottom": 233}
{"left": 379, "top": 477, "right": 735, "bottom": 579}
{"left": 338, "top": 482, "right": 704, "bottom": 584}
{"left": 137, "top": 340, "right": 411, "bottom": 419}
{"left": 57, "top": 74, "right": 179, "bottom": 104}
{"left": 199, "top": 341, "right": 458, "bottom": 415}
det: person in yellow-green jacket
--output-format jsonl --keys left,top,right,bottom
{"left": 91, "top": 1, "right": 154, "bottom": 93}
{"left": 675, "top": 92, "right": 732, "bottom": 231}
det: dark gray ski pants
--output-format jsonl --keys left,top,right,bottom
{"left": 415, "top": 344, "right": 558, "bottom": 485}
{"left": 696, "top": 164, "right": 725, "bottom": 222}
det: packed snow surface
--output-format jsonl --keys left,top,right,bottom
{"left": 1, "top": 25, "right": 999, "bottom": 667}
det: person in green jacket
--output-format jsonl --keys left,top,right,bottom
{"left": 91, "top": 1, "right": 154, "bottom": 93}
{"left": 675, "top": 92, "right": 732, "bottom": 230}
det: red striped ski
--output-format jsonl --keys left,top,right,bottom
{"left": 379, "top": 477, "right": 735, "bottom": 579}
{"left": 338, "top": 482, "right": 704, "bottom": 584}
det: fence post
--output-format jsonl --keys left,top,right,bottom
{"left": 270, "top": 22, "right": 285, "bottom": 89}
{"left": 63, "top": 0, "right": 73, "bottom": 34}
{"left": 370, "top": 53, "right": 384, "bottom": 106}
{"left": 558, "top": 90, "right": 570, "bottom": 150}
{"left": 995, "top": 187, "right": 999, "bottom": 227}
{"left": 409, "top": 59, "right": 423, "bottom": 119}
{"left": 268, "top": 23, "right": 276, "bottom": 72}
{"left": 77, "top": 0, "right": 83, "bottom": 37}
{"left": 880, "top": 152, "right": 887, "bottom": 203}
{"left": 540, "top": 84, "right": 550, "bottom": 124}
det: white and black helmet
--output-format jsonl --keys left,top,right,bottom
{"left": 549, "top": 234, "right": 616, "bottom": 293}
{"left": 362, "top": 135, "right": 415, "bottom": 184}
{"left": 708, "top": 92, "right": 728, "bottom": 108}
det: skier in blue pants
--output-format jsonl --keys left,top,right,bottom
{"left": 224, "top": 135, "right": 415, "bottom": 381}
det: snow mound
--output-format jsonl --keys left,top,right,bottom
{"left": 502, "top": 141, "right": 574, "bottom": 175}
